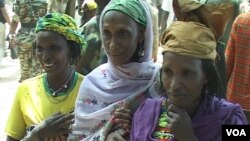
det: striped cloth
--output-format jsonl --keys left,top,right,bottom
{"left": 226, "top": 12, "right": 250, "bottom": 110}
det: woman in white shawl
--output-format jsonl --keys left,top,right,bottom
{"left": 70, "top": 0, "right": 160, "bottom": 140}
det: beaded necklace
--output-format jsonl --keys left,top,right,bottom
{"left": 45, "top": 70, "right": 74, "bottom": 97}
{"left": 43, "top": 71, "right": 78, "bottom": 104}
{"left": 153, "top": 99, "right": 174, "bottom": 140}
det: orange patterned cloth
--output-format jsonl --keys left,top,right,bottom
{"left": 226, "top": 13, "right": 250, "bottom": 110}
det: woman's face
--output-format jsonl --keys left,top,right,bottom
{"left": 102, "top": 11, "right": 143, "bottom": 66}
{"left": 161, "top": 52, "right": 207, "bottom": 108}
{"left": 36, "top": 31, "right": 70, "bottom": 75}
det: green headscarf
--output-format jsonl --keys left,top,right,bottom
{"left": 103, "top": 0, "right": 147, "bottom": 26}
{"left": 35, "top": 13, "right": 86, "bottom": 50}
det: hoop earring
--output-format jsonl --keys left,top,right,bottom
{"left": 69, "top": 57, "right": 75, "bottom": 66}
{"left": 160, "top": 68, "right": 168, "bottom": 97}
{"left": 138, "top": 43, "right": 144, "bottom": 62}
{"left": 160, "top": 68, "right": 163, "bottom": 90}
{"left": 202, "top": 84, "right": 209, "bottom": 111}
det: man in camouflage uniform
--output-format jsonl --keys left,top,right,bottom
{"left": 47, "top": 0, "right": 76, "bottom": 17}
{"left": 9, "top": 0, "right": 47, "bottom": 82}
{"left": 48, "top": 0, "right": 68, "bottom": 14}
{"left": 76, "top": 0, "right": 110, "bottom": 75}
{"left": 0, "top": 0, "right": 11, "bottom": 63}
{"left": 75, "top": 13, "right": 102, "bottom": 75}
{"left": 78, "top": 0, "right": 97, "bottom": 26}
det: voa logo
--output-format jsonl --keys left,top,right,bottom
{"left": 226, "top": 129, "right": 247, "bottom": 136}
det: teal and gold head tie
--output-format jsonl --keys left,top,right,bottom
{"left": 35, "top": 13, "right": 87, "bottom": 51}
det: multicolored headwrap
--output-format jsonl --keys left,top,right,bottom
{"left": 161, "top": 21, "right": 217, "bottom": 61}
{"left": 173, "top": 0, "right": 233, "bottom": 40}
{"left": 35, "top": 13, "right": 86, "bottom": 50}
{"left": 102, "top": 0, "right": 147, "bottom": 26}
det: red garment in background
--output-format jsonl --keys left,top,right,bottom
{"left": 226, "top": 12, "right": 250, "bottom": 110}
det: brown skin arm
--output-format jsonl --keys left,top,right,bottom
{"left": 6, "top": 129, "right": 41, "bottom": 141}
{"left": 167, "top": 104, "right": 198, "bottom": 141}
{"left": 76, "top": 31, "right": 102, "bottom": 75}
{"left": 152, "top": 9, "right": 159, "bottom": 62}
{"left": 0, "top": 7, "right": 11, "bottom": 25}
{"left": 6, "top": 113, "right": 74, "bottom": 141}
{"left": 9, "top": 20, "right": 19, "bottom": 48}
{"left": 6, "top": 125, "right": 48, "bottom": 141}
{"left": 75, "top": 52, "right": 94, "bottom": 75}
{"left": 75, "top": 39, "right": 98, "bottom": 75}
{"left": 10, "top": 20, "right": 18, "bottom": 34}
{"left": 65, "top": 0, "right": 76, "bottom": 18}
{"left": 106, "top": 129, "right": 127, "bottom": 141}
{"left": 160, "top": 10, "right": 169, "bottom": 36}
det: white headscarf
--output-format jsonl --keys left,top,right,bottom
{"left": 71, "top": 0, "right": 160, "bottom": 140}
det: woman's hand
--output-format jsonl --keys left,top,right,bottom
{"left": 34, "top": 112, "right": 74, "bottom": 139}
{"left": 106, "top": 128, "right": 128, "bottom": 141}
{"left": 105, "top": 104, "right": 132, "bottom": 141}
{"left": 166, "top": 104, "right": 198, "bottom": 141}
{"left": 9, "top": 38, "right": 17, "bottom": 48}
{"left": 44, "top": 135, "right": 67, "bottom": 141}
{"left": 113, "top": 105, "right": 132, "bottom": 132}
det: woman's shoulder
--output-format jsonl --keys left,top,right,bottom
{"left": 138, "top": 98, "right": 163, "bottom": 110}
{"left": 75, "top": 72, "right": 84, "bottom": 79}
{"left": 85, "top": 64, "right": 108, "bottom": 77}
{"left": 19, "top": 74, "right": 44, "bottom": 87}
{"left": 144, "top": 98, "right": 162, "bottom": 104}
{"left": 146, "top": 70, "right": 166, "bottom": 98}
{"left": 15, "top": 74, "right": 45, "bottom": 99}
{"left": 209, "top": 97, "right": 248, "bottom": 124}
{"left": 212, "top": 97, "right": 242, "bottom": 111}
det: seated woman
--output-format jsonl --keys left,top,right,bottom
{"left": 5, "top": 13, "right": 86, "bottom": 141}
{"left": 130, "top": 1, "right": 248, "bottom": 141}
{"left": 71, "top": 0, "right": 160, "bottom": 140}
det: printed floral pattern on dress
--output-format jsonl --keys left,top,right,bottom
{"left": 90, "top": 120, "right": 107, "bottom": 133}
{"left": 79, "top": 97, "right": 110, "bottom": 107}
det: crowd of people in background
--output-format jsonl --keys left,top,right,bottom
{"left": 0, "top": 0, "right": 10, "bottom": 63}
{"left": 0, "top": 0, "right": 250, "bottom": 140}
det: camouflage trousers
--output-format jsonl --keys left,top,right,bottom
{"left": 0, "top": 22, "right": 6, "bottom": 63}
{"left": 15, "top": 27, "right": 43, "bottom": 82}
{"left": 18, "top": 44, "right": 42, "bottom": 82}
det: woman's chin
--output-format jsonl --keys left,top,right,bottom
{"left": 43, "top": 67, "right": 57, "bottom": 74}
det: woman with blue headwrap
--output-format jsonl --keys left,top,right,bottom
{"left": 71, "top": 0, "right": 160, "bottom": 140}
{"left": 5, "top": 13, "right": 86, "bottom": 141}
